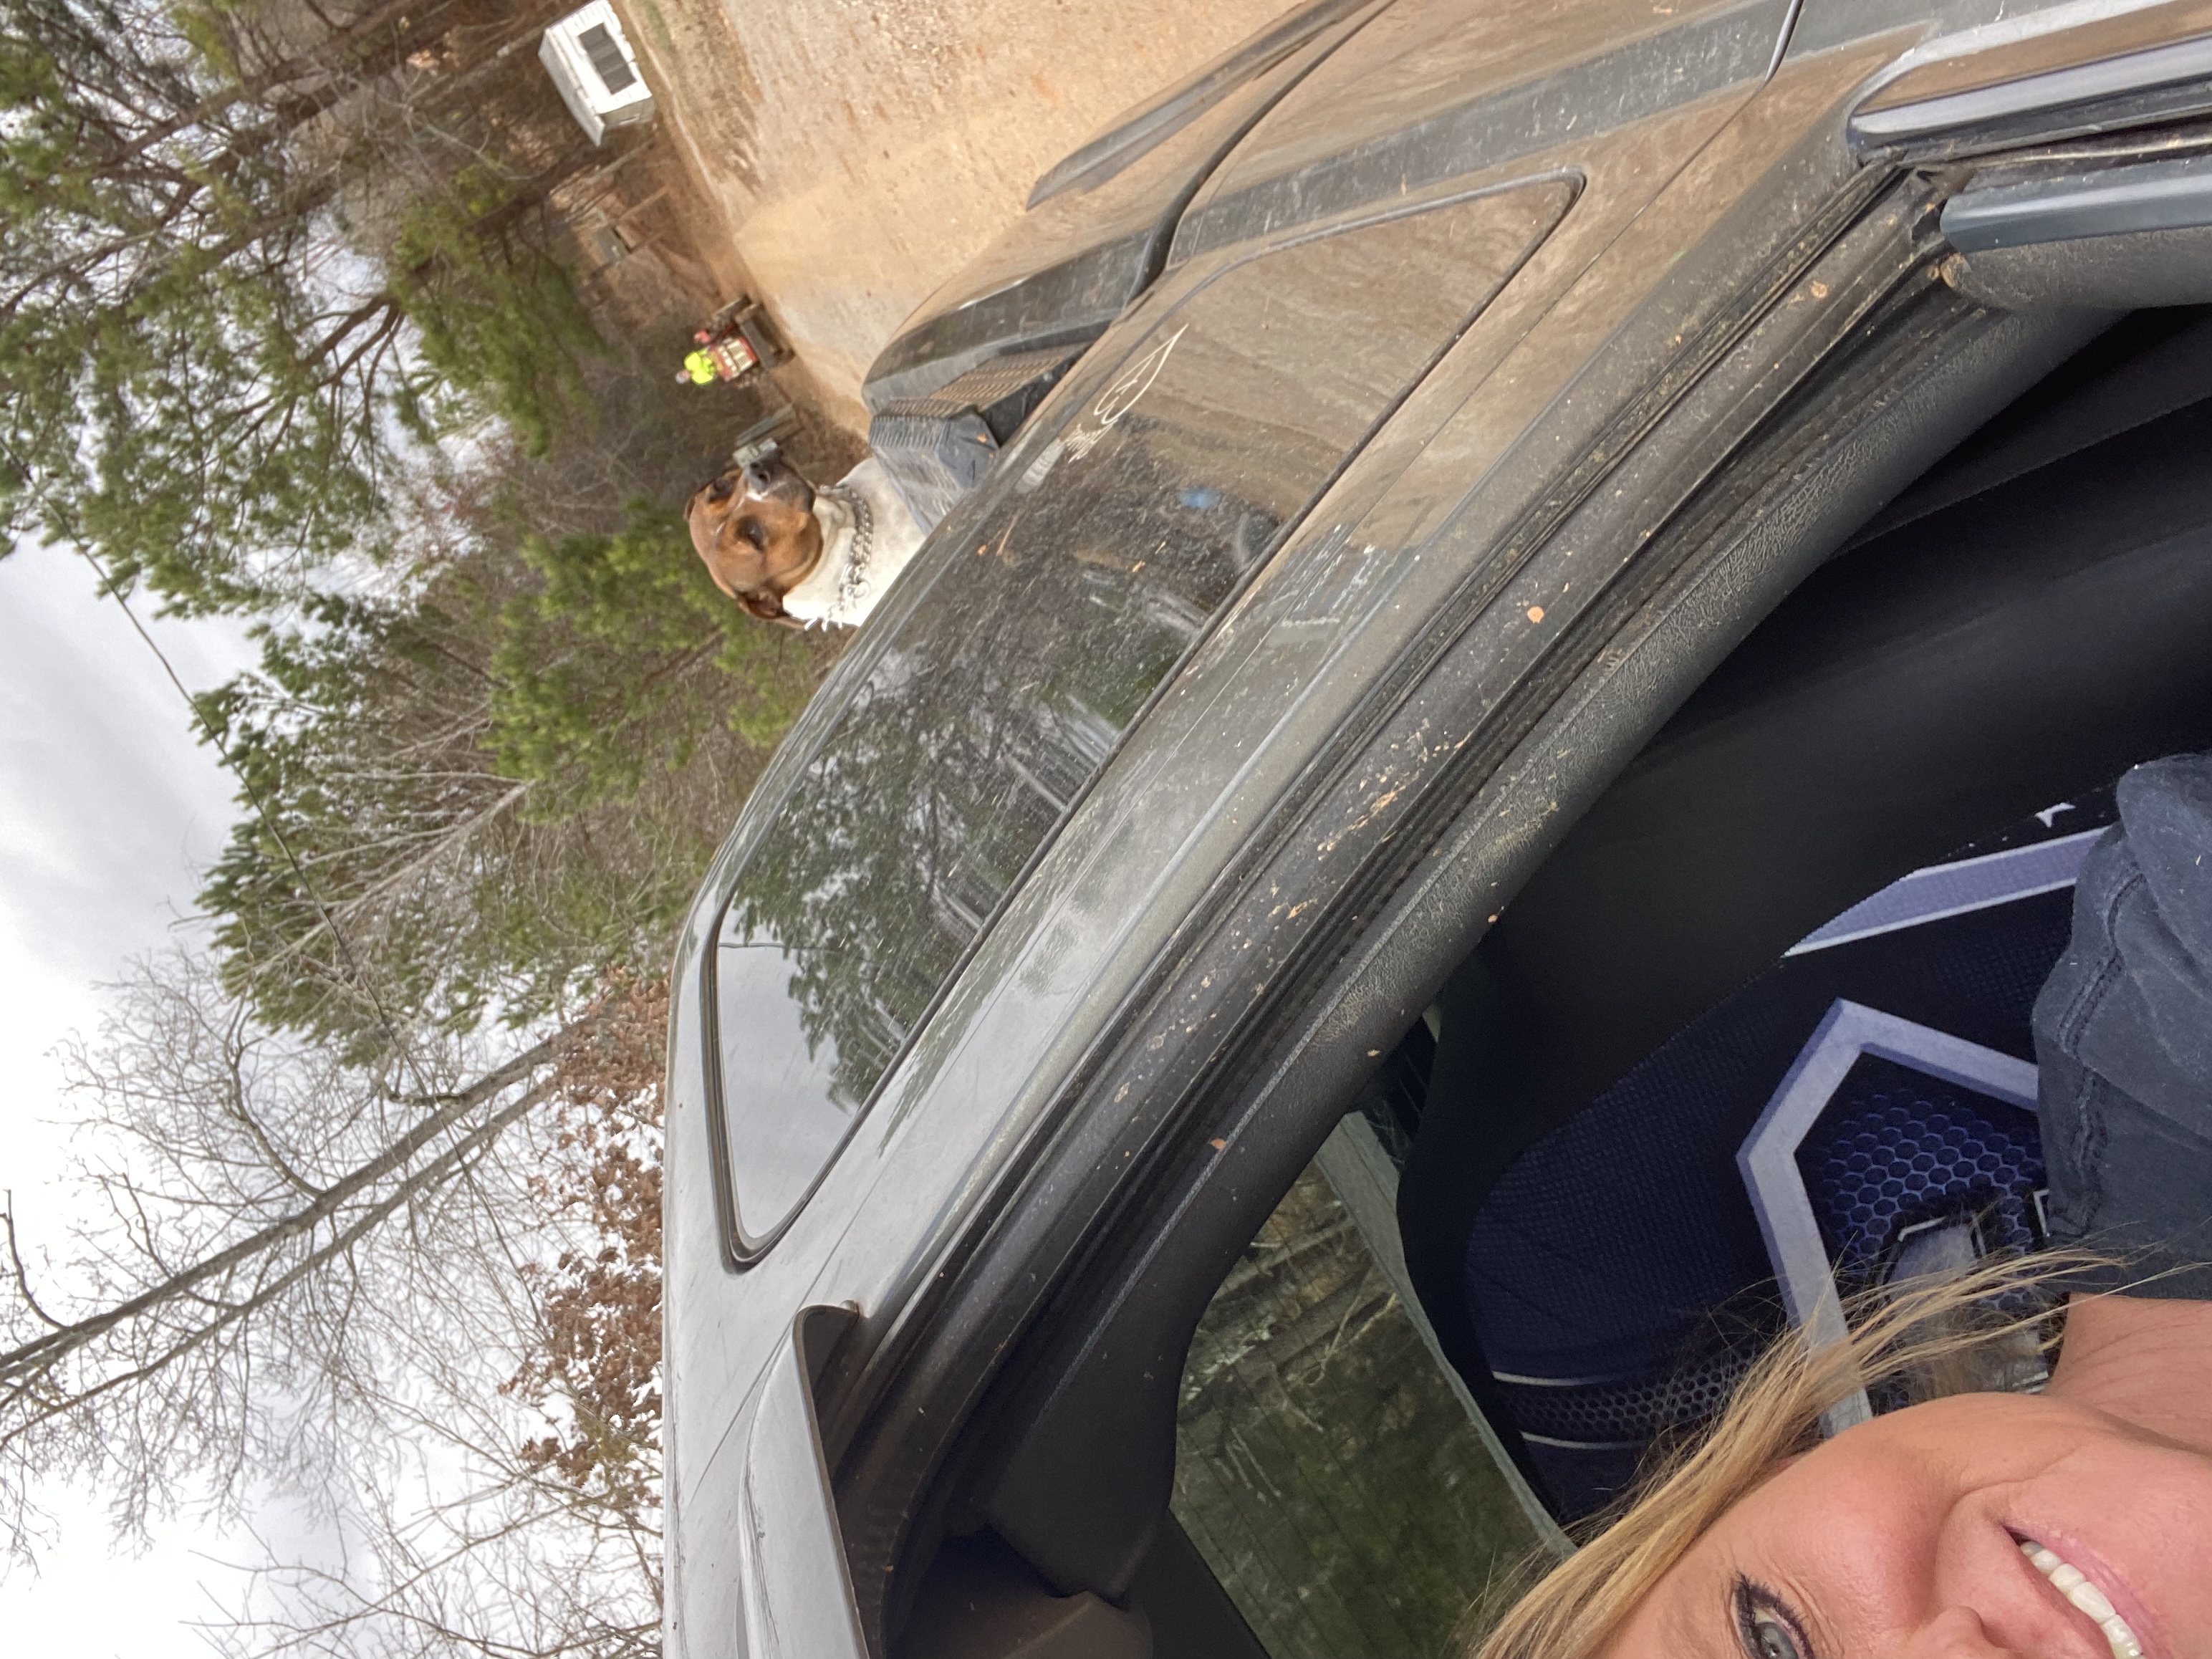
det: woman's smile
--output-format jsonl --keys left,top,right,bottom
{"left": 1600, "top": 1375, "right": 2212, "bottom": 1659}
{"left": 2016, "top": 1537, "right": 2146, "bottom": 1659}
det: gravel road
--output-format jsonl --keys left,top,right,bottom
{"left": 617, "top": 0, "right": 1292, "bottom": 434}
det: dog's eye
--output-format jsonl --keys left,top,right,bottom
{"left": 737, "top": 518, "right": 766, "bottom": 550}
{"left": 706, "top": 476, "right": 736, "bottom": 503}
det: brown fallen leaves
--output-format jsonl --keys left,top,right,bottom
{"left": 504, "top": 973, "right": 668, "bottom": 1514}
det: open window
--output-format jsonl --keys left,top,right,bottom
{"left": 898, "top": 1102, "right": 1557, "bottom": 1659}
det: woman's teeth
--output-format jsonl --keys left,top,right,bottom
{"left": 2021, "top": 1541, "right": 2144, "bottom": 1659}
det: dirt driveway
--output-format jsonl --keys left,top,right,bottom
{"left": 617, "top": 0, "right": 1292, "bottom": 436}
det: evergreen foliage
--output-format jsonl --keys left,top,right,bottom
{"left": 196, "top": 516, "right": 828, "bottom": 1049}
{"left": 189, "top": 338, "right": 840, "bottom": 1050}
{"left": 0, "top": 0, "right": 841, "bottom": 1042}
{"left": 0, "top": 0, "right": 601, "bottom": 612}
{"left": 4, "top": 3, "right": 855, "bottom": 1649}
{"left": 492, "top": 502, "right": 818, "bottom": 808}
{"left": 389, "top": 162, "right": 604, "bottom": 455}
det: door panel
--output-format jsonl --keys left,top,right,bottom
{"left": 674, "top": 1307, "right": 865, "bottom": 1659}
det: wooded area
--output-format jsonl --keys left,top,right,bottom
{"left": 0, "top": 0, "right": 845, "bottom": 1649}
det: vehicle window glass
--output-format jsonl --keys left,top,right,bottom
{"left": 1172, "top": 1113, "right": 1547, "bottom": 1655}
{"left": 711, "top": 181, "right": 1572, "bottom": 1254}
{"left": 709, "top": 940, "right": 856, "bottom": 1241}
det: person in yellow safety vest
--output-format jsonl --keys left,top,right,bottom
{"left": 677, "top": 334, "right": 761, "bottom": 386}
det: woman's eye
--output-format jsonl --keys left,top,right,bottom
{"left": 1749, "top": 1611, "right": 1801, "bottom": 1659}
{"left": 1735, "top": 1579, "right": 1812, "bottom": 1659}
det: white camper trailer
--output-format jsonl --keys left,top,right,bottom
{"left": 539, "top": 2, "right": 654, "bottom": 146}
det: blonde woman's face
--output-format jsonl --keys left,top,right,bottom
{"left": 1600, "top": 1391, "right": 2212, "bottom": 1659}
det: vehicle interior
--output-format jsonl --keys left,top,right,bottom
{"left": 885, "top": 294, "right": 2212, "bottom": 1658}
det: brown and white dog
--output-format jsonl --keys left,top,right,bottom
{"left": 684, "top": 451, "right": 923, "bottom": 630}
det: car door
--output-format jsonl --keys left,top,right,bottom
{"left": 672, "top": 3, "right": 2212, "bottom": 1656}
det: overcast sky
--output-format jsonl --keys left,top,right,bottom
{"left": 0, "top": 541, "right": 266, "bottom": 1654}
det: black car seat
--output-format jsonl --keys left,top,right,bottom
{"left": 1395, "top": 308, "right": 2212, "bottom": 1525}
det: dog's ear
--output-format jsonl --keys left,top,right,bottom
{"left": 686, "top": 482, "right": 740, "bottom": 598}
{"left": 686, "top": 473, "right": 737, "bottom": 525}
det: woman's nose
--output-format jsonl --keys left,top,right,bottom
{"left": 1903, "top": 1605, "right": 2027, "bottom": 1659}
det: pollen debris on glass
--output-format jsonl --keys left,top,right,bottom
{"left": 1208, "top": 1138, "right": 1226, "bottom": 1150}
{"left": 1526, "top": 605, "right": 1545, "bottom": 623}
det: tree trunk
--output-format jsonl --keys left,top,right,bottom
{"left": 0, "top": 1026, "right": 567, "bottom": 1398}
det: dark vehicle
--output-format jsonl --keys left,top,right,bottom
{"left": 664, "top": 2, "right": 2212, "bottom": 1654}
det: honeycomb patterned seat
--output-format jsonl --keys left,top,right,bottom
{"left": 1801, "top": 1060, "right": 2046, "bottom": 1287}
{"left": 1456, "top": 865, "right": 2076, "bottom": 1523}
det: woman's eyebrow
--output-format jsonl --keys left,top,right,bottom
{"left": 1656, "top": 1563, "right": 1733, "bottom": 1659}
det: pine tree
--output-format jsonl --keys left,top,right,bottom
{"left": 0, "top": 0, "right": 597, "bottom": 612}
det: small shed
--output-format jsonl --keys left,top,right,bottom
{"left": 539, "top": 2, "right": 655, "bottom": 146}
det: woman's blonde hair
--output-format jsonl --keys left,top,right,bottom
{"left": 1472, "top": 1251, "right": 2091, "bottom": 1659}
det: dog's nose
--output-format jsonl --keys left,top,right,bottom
{"left": 742, "top": 458, "right": 776, "bottom": 494}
